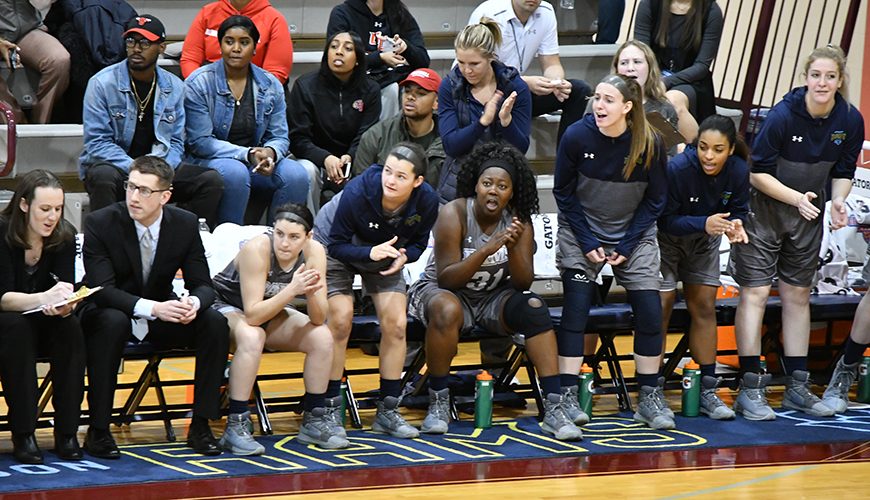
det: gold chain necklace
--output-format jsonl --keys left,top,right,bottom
{"left": 130, "top": 73, "right": 157, "bottom": 122}
{"left": 227, "top": 78, "right": 245, "bottom": 106}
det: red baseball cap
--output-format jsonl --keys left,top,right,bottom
{"left": 400, "top": 69, "right": 442, "bottom": 92}
{"left": 124, "top": 15, "right": 166, "bottom": 42}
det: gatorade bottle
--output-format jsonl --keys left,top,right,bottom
{"left": 474, "top": 370, "right": 494, "bottom": 428}
{"left": 858, "top": 348, "right": 870, "bottom": 403}
{"left": 579, "top": 364, "right": 594, "bottom": 418}
{"left": 681, "top": 361, "right": 701, "bottom": 417}
{"left": 339, "top": 377, "right": 349, "bottom": 426}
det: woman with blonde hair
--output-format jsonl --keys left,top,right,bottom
{"left": 436, "top": 18, "right": 531, "bottom": 202}
{"left": 554, "top": 74, "right": 670, "bottom": 429}
{"left": 730, "top": 45, "right": 864, "bottom": 420}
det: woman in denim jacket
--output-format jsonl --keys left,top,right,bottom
{"left": 184, "top": 15, "right": 309, "bottom": 225}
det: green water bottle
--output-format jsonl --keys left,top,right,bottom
{"left": 681, "top": 361, "right": 701, "bottom": 417}
{"left": 579, "top": 363, "right": 594, "bottom": 419}
{"left": 474, "top": 370, "right": 494, "bottom": 428}
{"left": 858, "top": 348, "right": 870, "bottom": 403}
{"left": 339, "top": 377, "right": 349, "bottom": 426}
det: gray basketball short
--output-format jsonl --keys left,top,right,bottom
{"left": 407, "top": 279, "right": 516, "bottom": 336}
{"left": 558, "top": 233, "right": 662, "bottom": 291}
{"left": 326, "top": 255, "right": 407, "bottom": 297}
{"left": 658, "top": 232, "right": 722, "bottom": 291}
{"left": 729, "top": 191, "right": 822, "bottom": 288}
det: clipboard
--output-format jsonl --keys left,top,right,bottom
{"left": 22, "top": 286, "right": 103, "bottom": 315}
{"left": 647, "top": 110, "right": 684, "bottom": 150}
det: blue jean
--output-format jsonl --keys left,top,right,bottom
{"left": 208, "top": 157, "right": 309, "bottom": 224}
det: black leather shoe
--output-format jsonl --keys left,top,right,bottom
{"left": 12, "top": 433, "right": 43, "bottom": 464}
{"left": 186, "top": 423, "right": 222, "bottom": 456}
{"left": 84, "top": 427, "right": 120, "bottom": 459}
{"left": 54, "top": 433, "right": 83, "bottom": 460}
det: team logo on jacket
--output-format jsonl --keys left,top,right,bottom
{"left": 405, "top": 214, "right": 422, "bottom": 226}
{"left": 831, "top": 131, "right": 846, "bottom": 145}
{"left": 720, "top": 191, "right": 732, "bottom": 205}
{"left": 353, "top": 99, "right": 365, "bottom": 112}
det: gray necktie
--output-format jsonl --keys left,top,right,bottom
{"left": 141, "top": 229, "right": 153, "bottom": 282}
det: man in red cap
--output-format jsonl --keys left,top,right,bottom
{"left": 352, "top": 68, "right": 444, "bottom": 185}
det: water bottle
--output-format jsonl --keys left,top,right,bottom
{"left": 858, "top": 348, "right": 870, "bottom": 403}
{"left": 339, "top": 377, "right": 349, "bottom": 426}
{"left": 474, "top": 370, "right": 494, "bottom": 428}
{"left": 759, "top": 355, "right": 767, "bottom": 374}
{"left": 198, "top": 218, "right": 213, "bottom": 259}
{"left": 681, "top": 361, "right": 701, "bottom": 417}
{"left": 579, "top": 363, "right": 594, "bottom": 419}
{"left": 560, "top": 0, "right": 575, "bottom": 9}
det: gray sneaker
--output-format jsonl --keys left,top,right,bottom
{"left": 298, "top": 407, "right": 351, "bottom": 449}
{"left": 421, "top": 388, "right": 451, "bottom": 434}
{"left": 733, "top": 372, "right": 776, "bottom": 421}
{"left": 634, "top": 378, "right": 675, "bottom": 430}
{"left": 821, "top": 356, "right": 859, "bottom": 414}
{"left": 324, "top": 396, "right": 348, "bottom": 439}
{"left": 540, "top": 393, "right": 583, "bottom": 441}
{"left": 372, "top": 396, "right": 420, "bottom": 438}
{"left": 219, "top": 411, "right": 265, "bottom": 455}
{"left": 560, "top": 386, "right": 590, "bottom": 425}
{"left": 699, "top": 376, "right": 735, "bottom": 420}
{"left": 782, "top": 370, "right": 835, "bottom": 417}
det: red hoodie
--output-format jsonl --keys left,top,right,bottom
{"left": 180, "top": 0, "right": 293, "bottom": 83}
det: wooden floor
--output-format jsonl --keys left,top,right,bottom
{"left": 2, "top": 334, "right": 867, "bottom": 499}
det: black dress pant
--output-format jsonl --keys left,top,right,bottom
{"left": 531, "top": 78, "right": 592, "bottom": 144}
{"left": 79, "top": 306, "right": 229, "bottom": 429}
{"left": 83, "top": 162, "right": 224, "bottom": 228}
{"left": 0, "top": 312, "right": 85, "bottom": 435}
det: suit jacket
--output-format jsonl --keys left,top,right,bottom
{"left": 82, "top": 202, "right": 215, "bottom": 315}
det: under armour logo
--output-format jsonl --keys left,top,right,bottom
{"left": 466, "top": 236, "right": 473, "bottom": 244}
{"left": 571, "top": 273, "right": 591, "bottom": 283}
{"left": 369, "top": 222, "right": 379, "bottom": 229}
{"left": 374, "top": 21, "right": 383, "bottom": 28}
{"left": 792, "top": 136, "right": 803, "bottom": 142}
{"left": 689, "top": 197, "right": 700, "bottom": 202}
{"left": 584, "top": 153, "right": 595, "bottom": 159}
{"left": 136, "top": 16, "right": 150, "bottom": 26}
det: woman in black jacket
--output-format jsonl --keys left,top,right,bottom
{"left": 327, "top": 0, "right": 429, "bottom": 119}
{"left": 0, "top": 170, "right": 85, "bottom": 464}
{"left": 287, "top": 30, "right": 381, "bottom": 212}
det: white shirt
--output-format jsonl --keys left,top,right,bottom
{"left": 131, "top": 211, "right": 201, "bottom": 320}
{"left": 467, "top": 0, "right": 560, "bottom": 75}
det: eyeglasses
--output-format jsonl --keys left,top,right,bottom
{"left": 125, "top": 37, "right": 153, "bottom": 50}
{"left": 123, "top": 181, "right": 171, "bottom": 198}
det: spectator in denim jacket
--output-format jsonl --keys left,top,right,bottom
{"left": 185, "top": 15, "right": 309, "bottom": 225}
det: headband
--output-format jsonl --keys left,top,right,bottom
{"left": 479, "top": 158, "right": 516, "bottom": 183}
{"left": 274, "top": 211, "right": 311, "bottom": 232}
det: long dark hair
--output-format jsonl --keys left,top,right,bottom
{"left": 656, "top": 0, "right": 708, "bottom": 54}
{"left": 456, "top": 142, "right": 539, "bottom": 223}
{"left": 319, "top": 31, "right": 367, "bottom": 83}
{"left": 696, "top": 114, "right": 750, "bottom": 161}
{"left": 1, "top": 169, "right": 75, "bottom": 250}
{"left": 384, "top": 0, "right": 416, "bottom": 39}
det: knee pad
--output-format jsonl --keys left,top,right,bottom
{"left": 628, "top": 289, "right": 663, "bottom": 356}
{"left": 503, "top": 291, "right": 553, "bottom": 338}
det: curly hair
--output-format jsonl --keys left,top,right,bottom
{"left": 455, "top": 142, "right": 539, "bottom": 222}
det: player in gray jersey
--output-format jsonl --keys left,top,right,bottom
{"left": 212, "top": 204, "right": 347, "bottom": 454}
{"left": 409, "top": 142, "right": 581, "bottom": 441}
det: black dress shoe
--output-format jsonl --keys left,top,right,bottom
{"left": 54, "top": 433, "right": 83, "bottom": 460}
{"left": 12, "top": 433, "right": 43, "bottom": 464}
{"left": 84, "top": 427, "right": 120, "bottom": 459}
{"left": 186, "top": 423, "right": 222, "bottom": 456}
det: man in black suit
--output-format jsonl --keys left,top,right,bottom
{"left": 80, "top": 155, "right": 229, "bottom": 458}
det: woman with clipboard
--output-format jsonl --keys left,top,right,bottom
{"left": 0, "top": 170, "right": 85, "bottom": 464}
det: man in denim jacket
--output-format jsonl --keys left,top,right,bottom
{"left": 79, "top": 15, "right": 223, "bottom": 227}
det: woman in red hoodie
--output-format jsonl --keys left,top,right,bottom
{"left": 181, "top": 0, "right": 293, "bottom": 84}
